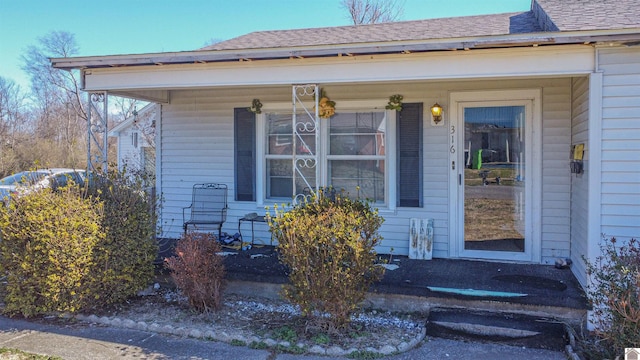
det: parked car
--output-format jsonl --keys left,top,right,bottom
{"left": 0, "top": 168, "right": 86, "bottom": 203}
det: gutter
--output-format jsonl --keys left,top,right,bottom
{"left": 51, "top": 28, "right": 640, "bottom": 71}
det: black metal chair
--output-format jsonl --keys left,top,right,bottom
{"left": 183, "top": 183, "right": 228, "bottom": 240}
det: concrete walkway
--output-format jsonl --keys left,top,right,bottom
{"left": 0, "top": 315, "right": 566, "bottom": 360}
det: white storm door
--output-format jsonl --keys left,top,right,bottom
{"left": 449, "top": 90, "right": 541, "bottom": 262}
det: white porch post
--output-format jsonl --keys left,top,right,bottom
{"left": 87, "top": 91, "right": 109, "bottom": 173}
{"left": 586, "top": 71, "right": 603, "bottom": 330}
{"left": 291, "top": 84, "right": 320, "bottom": 202}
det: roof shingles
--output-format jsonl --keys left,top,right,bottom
{"left": 200, "top": 0, "right": 640, "bottom": 52}
{"left": 204, "top": 11, "right": 541, "bottom": 51}
{"left": 535, "top": 0, "right": 640, "bottom": 31}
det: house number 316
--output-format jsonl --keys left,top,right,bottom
{"left": 450, "top": 125, "right": 455, "bottom": 153}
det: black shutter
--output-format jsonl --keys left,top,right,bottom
{"left": 234, "top": 108, "right": 256, "bottom": 201}
{"left": 397, "top": 103, "right": 423, "bottom": 207}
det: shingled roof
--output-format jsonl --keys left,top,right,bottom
{"left": 534, "top": 0, "right": 640, "bottom": 31}
{"left": 203, "top": 0, "right": 640, "bottom": 52}
{"left": 50, "top": 0, "right": 640, "bottom": 71}
{"left": 203, "top": 12, "right": 541, "bottom": 51}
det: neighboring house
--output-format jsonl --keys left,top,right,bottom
{"left": 52, "top": 0, "right": 640, "bottom": 290}
{"left": 107, "top": 103, "right": 157, "bottom": 181}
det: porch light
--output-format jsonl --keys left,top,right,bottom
{"left": 430, "top": 103, "right": 443, "bottom": 124}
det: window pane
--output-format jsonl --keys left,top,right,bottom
{"left": 330, "top": 112, "right": 385, "bottom": 155}
{"left": 267, "top": 159, "right": 291, "bottom": 198}
{"left": 329, "top": 160, "right": 385, "bottom": 202}
{"left": 267, "top": 112, "right": 317, "bottom": 155}
{"left": 266, "top": 159, "right": 316, "bottom": 199}
{"left": 267, "top": 113, "right": 292, "bottom": 155}
{"left": 463, "top": 105, "right": 526, "bottom": 253}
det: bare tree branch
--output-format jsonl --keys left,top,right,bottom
{"left": 340, "top": 0, "right": 405, "bottom": 25}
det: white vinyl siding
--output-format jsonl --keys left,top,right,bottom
{"left": 541, "top": 79, "right": 572, "bottom": 263}
{"left": 598, "top": 47, "right": 640, "bottom": 242}
{"left": 158, "top": 78, "right": 573, "bottom": 264}
{"left": 112, "top": 105, "right": 157, "bottom": 175}
{"left": 117, "top": 129, "right": 139, "bottom": 172}
{"left": 570, "top": 76, "right": 590, "bottom": 287}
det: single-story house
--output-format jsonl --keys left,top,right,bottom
{"left": 107, "top": 103, "right": 157, "bottom": 180}
{"left": 52, "top": 0, "right": 640, "bottom": 290}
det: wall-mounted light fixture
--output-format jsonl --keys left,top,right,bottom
{"left": 430, "top": 103, "right": 443, "bottom": 126}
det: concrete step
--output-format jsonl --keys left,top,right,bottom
{"left": 426, "top": 308, "right": 567, "bottom": 351}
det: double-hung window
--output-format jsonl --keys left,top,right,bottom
{"left": 235, "top": 102, "right": 422, "bottom": 208}
{"left": 259, "top": 102, "right": 394, "bottom": 207}
{"left": 265, "top": 112, "right": 317, "bottom": 198}
{"left": 327, "top": 111, "right": 386, "bottom": 203}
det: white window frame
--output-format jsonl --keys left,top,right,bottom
{"left": 256, "top": 100, "right": 396, "bottom": 210}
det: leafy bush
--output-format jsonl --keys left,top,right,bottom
{"left": 165, "top": 232, "right": 226, "bottom": 312}
{"left": 584, "top": 237, "right": 640, "bottom": 355}
{"left": 82, "top": 172, "right": 157, "bottom": 305}
{"left": 0, "top": 186, "right": 104, "bottom": 316}
{"left": 0, "top": 171, "right": 158, "bottom": 317}
{"left": 267, "top": 188, "right": 385, "bottom": 329}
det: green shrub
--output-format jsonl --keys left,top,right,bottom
{"left": 584, "top": 237, "right": 640, "bottom": 356}
{"left": 272, "top": 325, "right": 298, "bottom": 342}
{"left": 267, "top": 188, "right": 385, "bottom": 329}
{"left": 0, "top": 186, "right": 104, "bottom": 316}
{"left": 0, "top": 171, "right": 158, "bottom": 317}
{"left": 164, "top": 232, "right": 226, "bottom": 312}
{"left": 82, "top": 172, "right": 157, "bottom": 306}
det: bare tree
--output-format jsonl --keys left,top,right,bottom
{"left": 20, "top": 31, "right": 88, "bottom": 169}
{"left": 112, "top": 96, "right": 145, "bottom": 123}
{"left": 341, "top": 0, "right": 405, "bottom": 25}
{"left": 0, "top": 77, "right": 29, "bottom": 176}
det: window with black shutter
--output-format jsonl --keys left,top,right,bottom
{"left": 234, "top": 108, "right": 256, "bottom": 201}
{"left": 397, "top": 103, "right": 423, "bottom": 207}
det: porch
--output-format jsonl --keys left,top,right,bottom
{"left": 223, "top": 245, "right": 587, "bottom": 318}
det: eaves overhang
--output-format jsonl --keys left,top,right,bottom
{"left": 50, "top": 28, "right": 640, "bottom": 71}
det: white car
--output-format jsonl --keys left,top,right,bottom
{"left": 0, "top": 168, "right": 86, "bottom": 203}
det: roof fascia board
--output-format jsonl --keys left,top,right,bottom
{"left": 82, "top": 45, "right": 595, "bottom": 92}
{"left": 51, "top": 28, "right": 639, "bottom": 71}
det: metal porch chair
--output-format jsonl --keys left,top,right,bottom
{"left": 183, "top": 183, "right": 228, "bottom": 240}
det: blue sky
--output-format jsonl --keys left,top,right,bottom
{"left": 0, "top": 0, "right": 531, "bottom": 89}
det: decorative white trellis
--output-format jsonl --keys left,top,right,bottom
{"left": 291, "top": 85, "right": 320, "bottom": 203}
{"left": 87, "top": 92, "right": 109, "bottom": 173}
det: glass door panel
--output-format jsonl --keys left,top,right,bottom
{"left": 463, "top": 106, "right": 526, "bottom": 252}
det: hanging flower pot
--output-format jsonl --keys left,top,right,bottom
{"left": 248, "top": 98, "right": 262, "bottom": 114}
{"left": 385, "top": 94, "right": 403, "bottom": 111}
{"left": 317, "top": 88, "right": 336, "bottom": 118}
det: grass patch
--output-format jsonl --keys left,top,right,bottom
{"left": 230, "top": 339, "right": 246, "bottom": 346}
{"left": 0, "top": 347, "right": 63, "bottom": 360}
{"left": 346, "top": 350, "right": 384, "bottom": 359}
{"left": 273, "top": 344, "right": 305, "bottom": 354}
{"left": 312, "top": 333, "right": 330, "bottom": 345}
{"left": 271, "top": 325, "right": 297, "bottom": 343}
{"left": 248, "top": 341, "right": 269, "bottom": 349}
{"left": 464, "top": 198, "right": 522, "bottom": 241}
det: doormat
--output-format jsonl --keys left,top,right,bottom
{"left": 492, "top": 275, "right": 567, "bottom": 292}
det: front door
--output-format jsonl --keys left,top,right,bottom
{"left": 449, "top": 90, "right": 541, "bottom": 262}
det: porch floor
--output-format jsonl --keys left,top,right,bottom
{"left": 221, "top": 245, "right": 589, "bottom": 318}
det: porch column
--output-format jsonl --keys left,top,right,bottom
{"left": 87, "top": 91, "right": 109, "bottom": 174}
{"left": 291, "top": 84, "right": 320, "bottom": 202}
{"left": 586, "top": 71, "right": 603, "bottom": 330}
